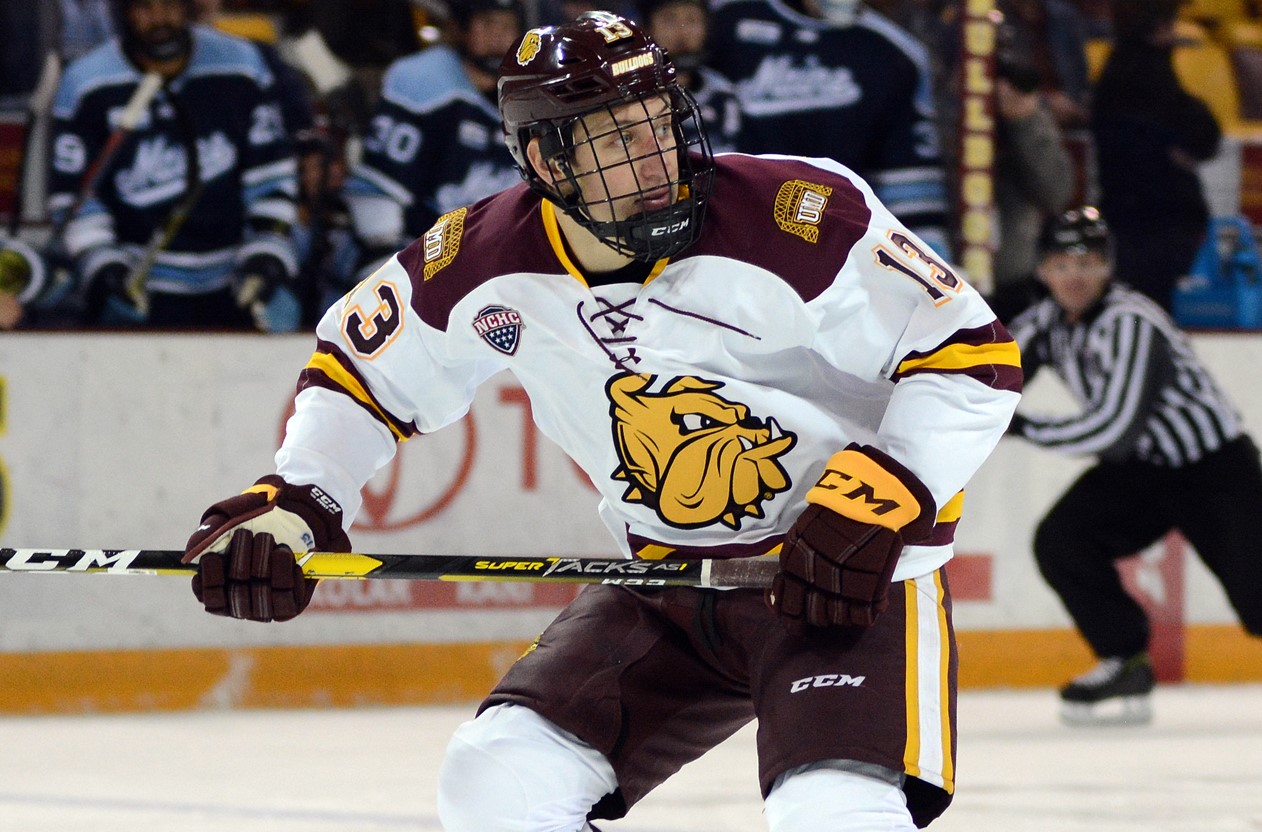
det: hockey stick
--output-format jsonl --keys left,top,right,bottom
{"left": 7, "top": 50, "right": 62, "bottom": 236}
{"left": 0, "top": 548, "right": 779, "bottom": 589}
{"left": 122, "top": 89, "right": 205, "bottom": 315}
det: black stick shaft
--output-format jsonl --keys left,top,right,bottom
{"left": 0, "top": 548, "right": 778, "bottom": 589}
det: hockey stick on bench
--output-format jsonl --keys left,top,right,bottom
{"left": 0, "top": 548, "right": 779, "bottom": 589}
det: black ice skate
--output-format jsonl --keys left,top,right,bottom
{"left": 1059, "top": 653, "right": 1155, "bottom": 726}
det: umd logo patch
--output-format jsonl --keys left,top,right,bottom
{"left": 773, "top": 179, "right": 833, "bottom": 244}
{"left": 473, "top": 305, "right": 524, "bottom": 355}
{"left": 423, "top": 208, "right": 466, "bottom": 281}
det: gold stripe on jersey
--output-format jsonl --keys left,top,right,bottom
{"left": 896, "top": 338, "right": 1021, "bottom": 377}
{"left": 540, "top": 201, "right": 669, "bottom": 287}
{"left": 636, "top": 543, "right": 675, "bottom": 560}
{"left": 304, "top": 351, "right": 409, "bottom": 442}
{"left": 935, "top": 491, "right": 965, "bottom": 524}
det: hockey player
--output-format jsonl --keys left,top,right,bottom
{"left": 707, "top": 0, "right": 949, "bottom": 255}
{"left": 181, "top": 13, "right": 1020, "bottom": 830}
{"left": 47, "top": 0, "right": 301, "bottom": 330}
{"left": 343, "top": 0, "right": 527, "bottom": 275}
{"left": 1007, "top": 207, "right": 1262, "bottom": 726}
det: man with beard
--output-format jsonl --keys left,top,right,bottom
{"left": 47, "top": 0, "right": 302, "bottom": 330}
{"left": 344, "top": 0, "right": 528, "bottom": 277}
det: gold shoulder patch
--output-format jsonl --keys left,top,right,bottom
{"left": 422, "top": 207, "right": 467, "bottom": 281}
{"left": 773, "top": 179, "right": 833, "bottom": 244}
{"left": 516, "top": 30, "right": 542, "bottom": 65}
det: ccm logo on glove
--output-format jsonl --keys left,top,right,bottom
{"left": 808, "top": 449, "right": 924, "bottom": 531}
{"left": 308, "top": 485, "right": 342, "bottom": 519}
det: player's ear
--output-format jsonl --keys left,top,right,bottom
{"left": 526, "top": 138, "right": 559, "bottom": 184}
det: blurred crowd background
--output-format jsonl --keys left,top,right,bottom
{"left": 0, "top": 0, "right": 1259, "bottom": 332}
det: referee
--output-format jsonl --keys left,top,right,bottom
{"left": 1007, "top": 206, "right": 1262, "bottom": 725}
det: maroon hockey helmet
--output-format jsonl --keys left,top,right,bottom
{"left": 497, "top": 11, "right": 714, "bottom": 261}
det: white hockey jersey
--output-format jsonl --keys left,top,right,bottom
{"left": 279, "top": 153, "right": 1022, "bottom": 579}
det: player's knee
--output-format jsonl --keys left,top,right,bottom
{"left": 436, "top": 704, "right": 617, "bottom": 832}
{"left": 437, "top": 717, "right": 523, "bottom": 831}
{"left": 764, "top": 761, "right": 916, "bottom": 832}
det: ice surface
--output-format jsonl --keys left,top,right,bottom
{"left": 1, "top": 684, "right": 1259, "bottom": 831}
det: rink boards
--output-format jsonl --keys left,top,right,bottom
{"left": 1, "top": 332, "right": 1260, "bottom": 714}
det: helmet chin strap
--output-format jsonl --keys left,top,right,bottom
{"left": 582, "top": 199, "right": 698, "bottom": 262}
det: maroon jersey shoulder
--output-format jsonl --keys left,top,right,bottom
{"left": 685, "top": 154, "right": 873, "bottom": 302}
{"left": 397, "top": 182, "right": 564, "bottom": 331}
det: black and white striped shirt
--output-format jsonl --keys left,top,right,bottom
{"left": 1008, "top": 284, "right": 1242, "bottom": 467}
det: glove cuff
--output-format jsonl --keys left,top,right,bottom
{"left": 258, "top": 475, "right": 352, "bottom": 554}
{"left": 183, "top": 475, "right": 351, "bottom": 563}
{"left": 236, "top": 234, "right": 299, "bottom": 280}
{"left": 79, "top": 245, "right": 135, "bottom": 286}
{"left": 805, "top": 443, "right": 936, "bottom": 541}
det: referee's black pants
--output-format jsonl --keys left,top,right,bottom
{"left": 1033, "top": 435, "right": 1262, "bottom": 659}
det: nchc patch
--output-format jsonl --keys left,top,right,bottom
{"left": 473, "top": 305, "right": 525, "bottom": 355}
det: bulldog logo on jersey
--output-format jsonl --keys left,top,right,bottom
{"left": 474, "top": 305, "right": 524, "bottom": 355}
{"left": 606, "top": 373, "right": 797, "bottom": 529}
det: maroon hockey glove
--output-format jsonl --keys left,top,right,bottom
{"left": 770, "top": 444, "right": 936, "bottom": 632}
{"left": 183, "top": 475, "right": 352, "bottom": 622}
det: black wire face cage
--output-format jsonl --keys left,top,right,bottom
{"left": 532, "top": 85, "right": 714, "bottom": 262}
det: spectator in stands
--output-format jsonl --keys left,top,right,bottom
{"left": 708, "top": 0, "right": 950, "bottom": 254}
{"left": 58, "top": 0, "right": 119, "bottom": 63}
{"left": 293, "top": 128, "right": 359, "bottom": 322}
{"left": 48, "top": 0, "right": 303, "bottom": 330}
{"left": 343, "top": 0, "right": 526, "bottom": 278}
{"left": 537, "top": 0, "right": 640, "bottom": 26}
{"left": 986, "top": 12, "right": 1078, "bottom": 321}
{"left": 993, "top": 0, "right": 1092, "bottom": 129}
{"left": 1007, "top": 206, "right": 1262, "bottom": 726}
{"left": 0, "top": 4, "right": 105, "bottom": 108}
{"left": 305, "top": 0, "right": 422, "bottom": 134}
{"left": 637, "top": 0, "right": 745, "bottom": 153}
{"left": 1091, "top": 0, "right": 1221, "bottom": 311}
